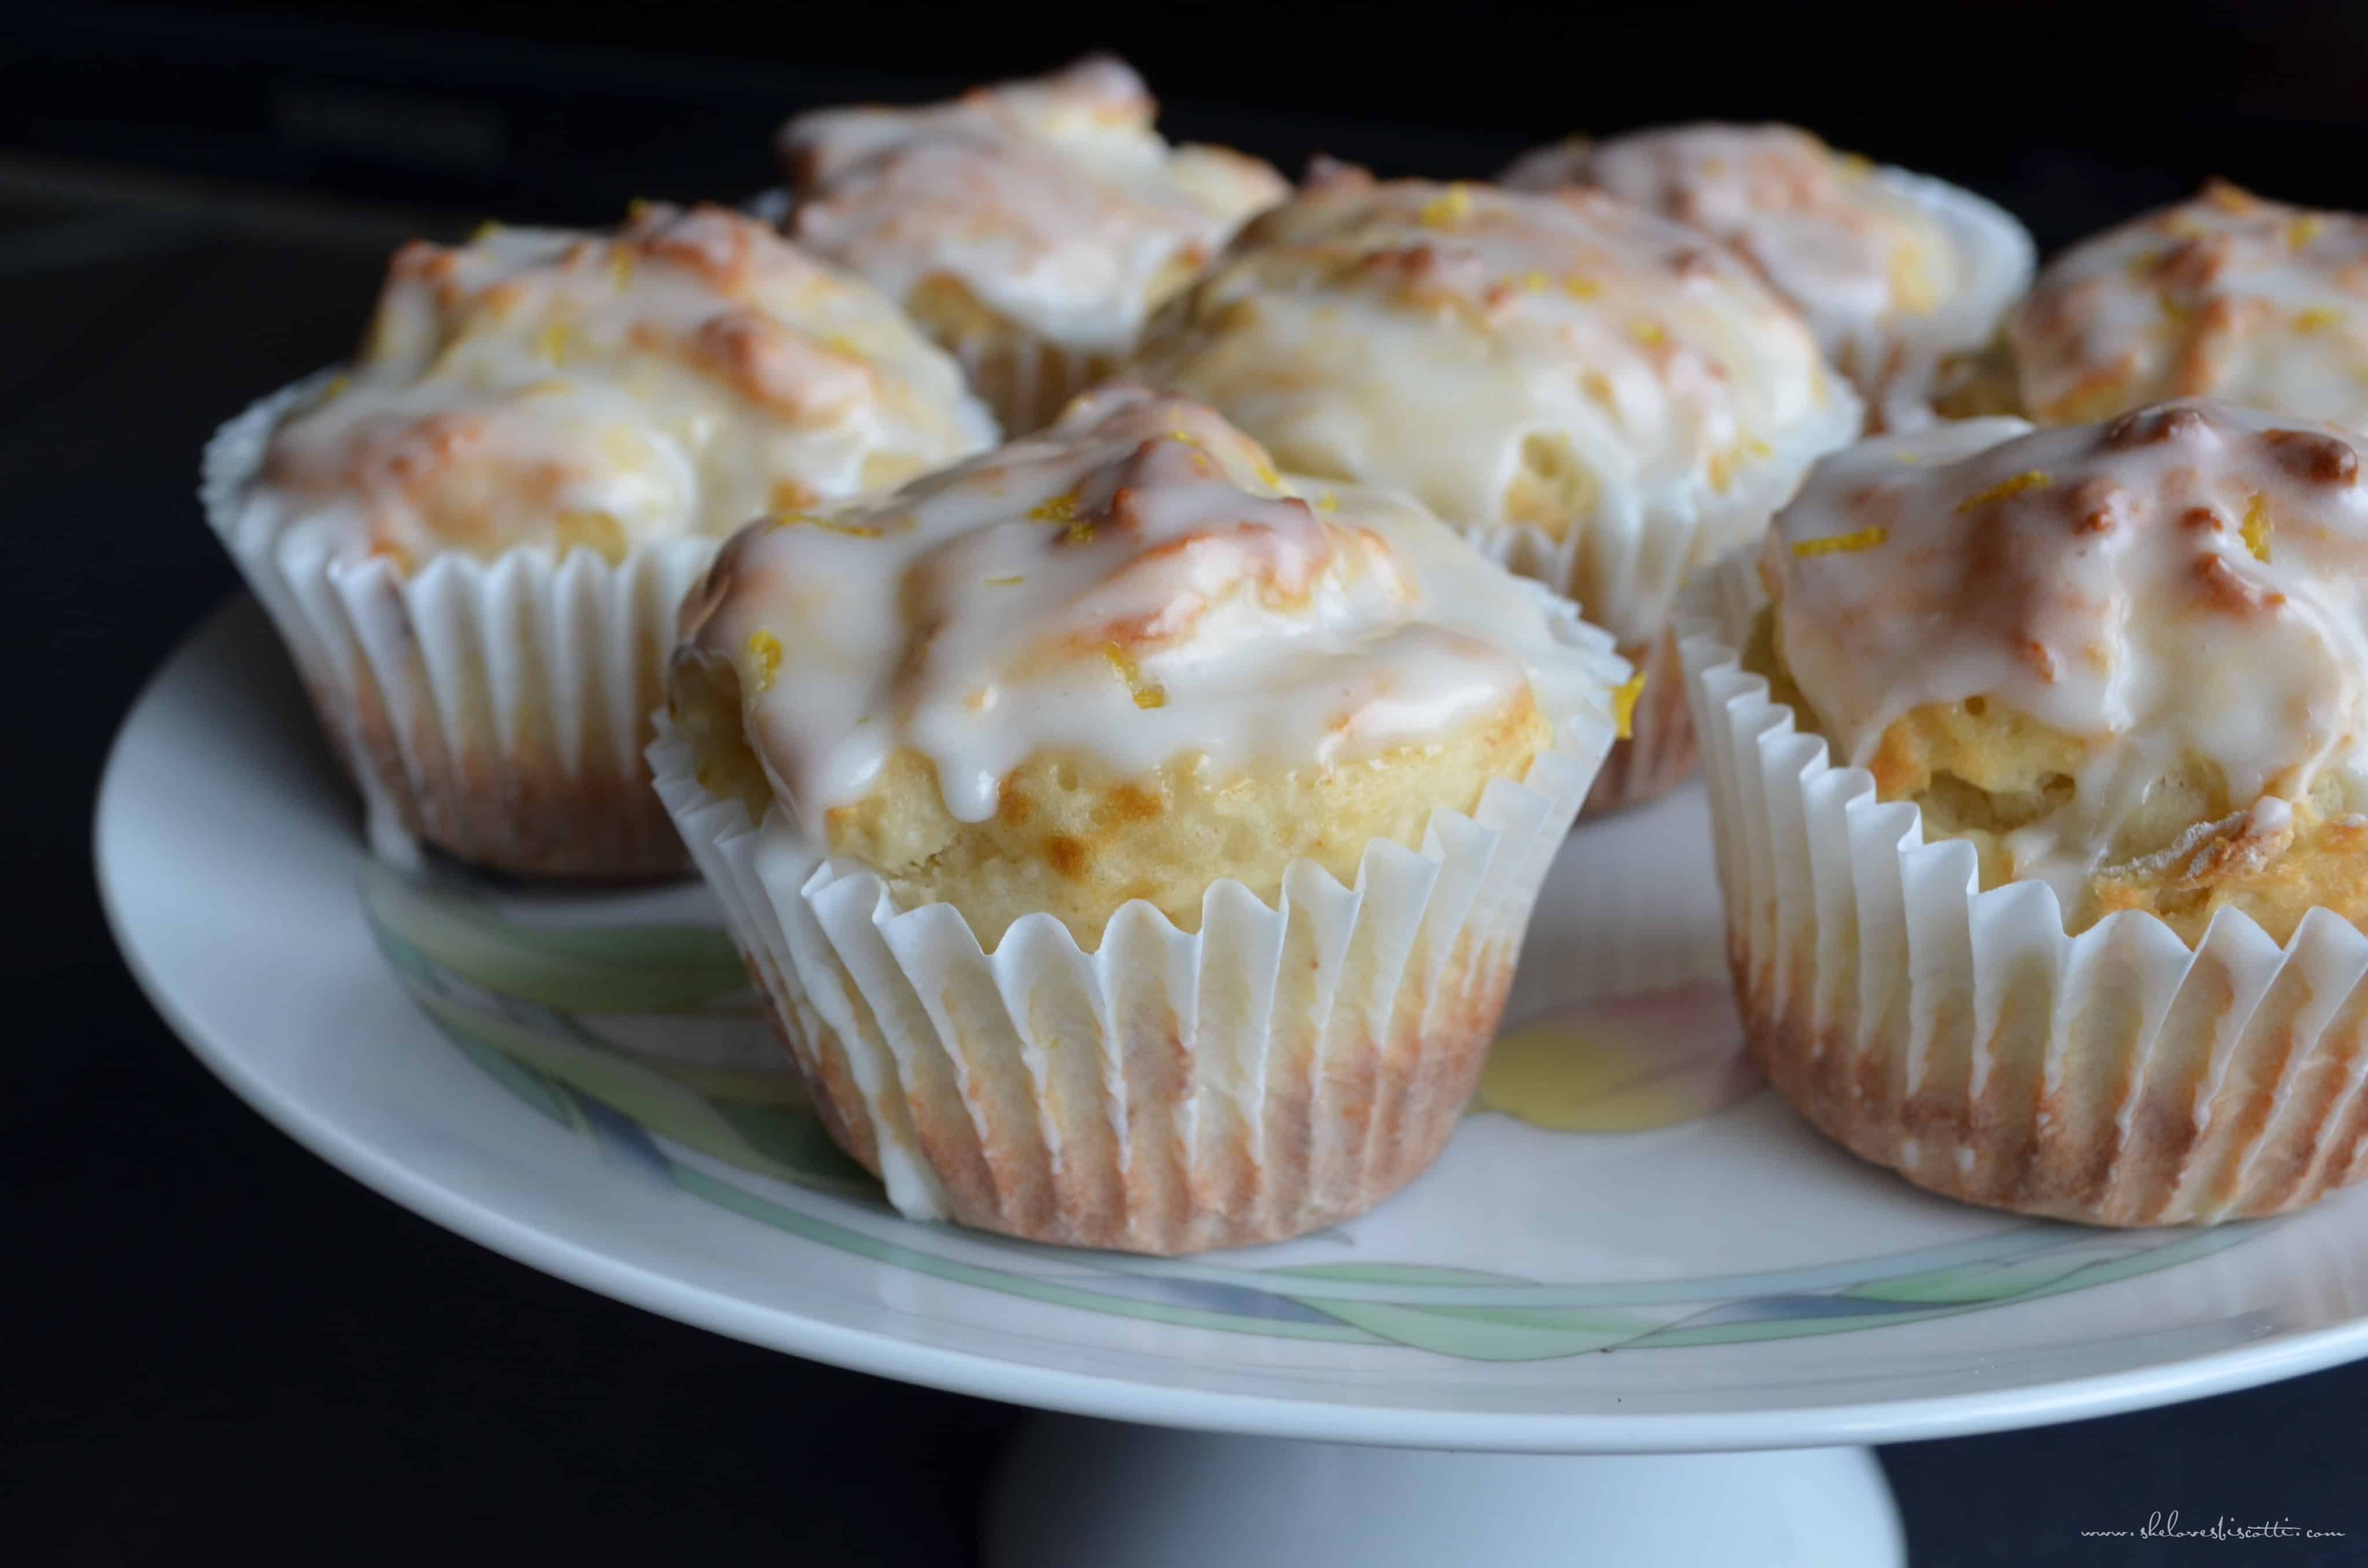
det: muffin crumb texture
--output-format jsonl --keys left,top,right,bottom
{"left": 1759, "top": 399, "right": 2368, "bottom": 944}
{"left": 671, "top": 383, "right": 1610, "bottom": 948}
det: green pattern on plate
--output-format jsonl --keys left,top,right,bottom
{"left": 361, "top": 868, "right": 2264, "bottom": 1363}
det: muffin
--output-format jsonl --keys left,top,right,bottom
{"left": 1503, "top": 123, "right": 2033, "bottom": 431}
{"left": 648, "top": 384, "right": 1629, "bottom": 1252}
{"left": 1130, "top": 164, "right": 1861, "bottom": 814}
{"left": 1679, "top": 397, "right": 2368, "bottom": 1224}
{"left": 204, "top": 202, "right": 997, "bottom": 876}
{"left": 1948, "top": 181, "right": 2368, "bottom": 429}
{"left": 776, "top": 55, "right": 1289, "bottom": 436}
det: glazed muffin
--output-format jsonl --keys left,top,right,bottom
{"left": 1948, "top": 181, "right": 2368, "bottom": 429}
{"left": 1680, "top": 397, "right": 2368, "bottom": 1224}
{"left": 204, "top": 202, "right": 996, "bottom": 876}
{"left": 649, "top": 385, "right": 1628, "bottom": 1252}
{"left": 777, "top": 55, "right": 1288, "bottom": 435}
{"left": 1504, "top": 123, "right": 2033, "bottom": 431}
{"left": 1130, "top": 164, "right": 1861, "bottom": 814}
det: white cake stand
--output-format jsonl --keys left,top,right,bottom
{"left": 98, "top": 602, "right": 2368, "bottom": 1567}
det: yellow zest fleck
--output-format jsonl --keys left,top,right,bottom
{"left": 985, "top": 574, "right": 1023, "bottom": 586}
{"left": 2288, "top": 214, "right": 2327, "bottom": 250}
{"left": 1028, "top": 492, "right": 1078, "bottom": 524}
{"left": 538, "top": 320, "right": 573, "bottom": 364}
{"left": 2124, "top": 249, "right": 2164, "bottom": 282}
{"left": 1628, "top": 320, "right": 1667, "bottom": 347}
{"left": 1521, "top": 270, "right": 1551, "bottom": 293}
{"left": 1250, "top": 456, "right": 1283, "bottom": 490}
{"left": 1895, "top": 450, "right": 1924, "bottom": 465}
{"left": 1954, "top": 470, "right": 2052, "bottom": 514}
{"left": 1314, "top": 489, "right": 1338, "bottom": 511}
{"left": 2205, "top": 180, "right": 2257, "bottom": 213}
{"left": 610, "top": 246, "right": 636, "bottom": 289}
{"left": 519, "top": 378, "right": 571, "bottom": 398}
{"left": 1611, "top": 672, "right": 1646, "bottom": 740}
{"left": 769, "top": 510, "right": 817, "bottom": 529}
{"left": 1102, "top": 642, "right": 1167, "bottom": 709}
{"left": 317, "top": 373, "right": 352, "bottom": 403}
{"left": 1418, "top": 183, "right": 1473, "bottom": 229}
{"left": 2158, "top": 290, "right": 2192, "bottom": 327}
{"left": 1167, "top": 427, "right": 1202, "bottom": 447}
{"left": 745, "top": 629, "right": 782, "bottom": 693}
{"left": 469, "top": 219, "right": 502, "bottom": 243}
{"left": 1837, "top": 151, "right": 1874, "bottom": 178}
{"left": 2243, "top": 492, "right": 2272, "bottom": 562}
{"left": 1562, "top": 273, "right": 1600, "bottom": 299}
{"left": 626, "top": 198, "right": 656, "bottom": 223}
{"left": 1790, "top": 525, "right": 1889, "bottom": 558}
{"left": 2294, "top": 306, "right": 2344, "bottom": 333}
{"left": 768, "top": 511, "right": 879, "bottom": 538}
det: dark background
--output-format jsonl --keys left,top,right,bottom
{"left": 10, "top": 2, "right": 2368, "bottom": 1561}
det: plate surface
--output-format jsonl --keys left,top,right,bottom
{"left": 98, "top": 599, "right": 2368, "bottom": 1452}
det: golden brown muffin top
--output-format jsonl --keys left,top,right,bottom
{"left": 254, "top": 203, "right": 996, "bottom": 567}
{"left": 2006, "top": 181, "right": 2368, "bottom": 429}
{"left": 675, "top": 384, "right": 1622, "bottom": 833}
{"left": 1764, "top": 399, "right": 2368, "bottom": 915}
{"left": 779, "top": 57, "right": 1287, "bottom": 355}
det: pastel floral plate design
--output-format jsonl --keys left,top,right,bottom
{"left": 97, "top": 600, "right": 2368, "bottom": 1452}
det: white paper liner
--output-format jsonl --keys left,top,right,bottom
{"left": 1676, "top": 554, "right": 2368, "bottom": 1225}
{"left": 203, "top": 373, "right": 717, "bottom": 876}
{"left": 649, "top": 600, "right": 1626, "bottom": 1254}
{"left": 1848, "top": 168, "right": 2036, "bottom": 433}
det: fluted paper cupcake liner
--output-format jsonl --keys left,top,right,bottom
{"left": 203, "top": 373, "right": 716, "bottom": 876}
{"left": 1845, "top": 169, "right": 2036, "bottom": 433}
{"left": 1677, "top": 554, "right": 2368, "bottom": 1225}
{"left": 1579, "top": 624, "right": 1697, "bottom": 818}
{"left": 648, "top": 608, "right": 1626, "bottom": 1254}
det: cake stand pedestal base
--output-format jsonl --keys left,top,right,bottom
{"left": 983, "top": 1415, "right": 1903, "bottom": 1567}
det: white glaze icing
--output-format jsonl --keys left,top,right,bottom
{"left": 254, "top": 203, "right": 997, "bottom": 564}
{"left": 779, "top": 57, "right": 1289, "bottom": 355}
{"left": 1130, "top": 166, "right": 1860, "bottom": 644}
{"left": 1764, "top": 400, "right": 2368, "bottom": 901}
{"left": 681, "top": 384, "right": 1616, "bottom": 828}
{"left": 1505, "top": 124, "right": 2033, "bottom": 428}
{"left": 2007, "top": 181, "right": 2368, "bottom": 430}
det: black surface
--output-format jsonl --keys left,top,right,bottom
{"left": 11, "top": 6, "right": 2368, "bottom": 1562}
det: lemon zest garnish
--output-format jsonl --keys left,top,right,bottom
{"left": 2158, "top": 290, "right": 2192, "bottom": 326}
{"left": 519, "top": 378, "right": 572, "bottom": 398}
{"left": 538, "top": 320, "right": 573, "bottom": 364}
{"left": 610, "top": 246, "right": 636, "bottom": 289}
{"left": 1628, "top": 320, "right": 1667, "bottom": 347}
{"left": 768, "top": 511, "right": 879, "bottom": 538}
{"left": 1836, "top": 151, "right": 1874, "bottom": 178}
{"left": 1790, "top": 525, "right": 1889, "bottom": 558}
{"left": 769, "top": 510, "right": 817, "bottom": 529}
{"left": 1315, "top": 490, "right": 1338, "bottom": 511}
{"left": 986, "top": 574, "right": 1023, "bottom": 586}
{"left": 1418, "top": 183, "right": 1473, "bottom": 229}
{"left": 745, "top": 629, "right": 782, "bottom": 693}
{"left": 626, "top": 198, "right": 656, "bottom": 223}
{"left": 1895, "top": 451, "right": 1924, "bottom": 465}
{"left": 1167, "top": 427, "right": 1202, "bottom": 447}
{"left": 1954, "top": 470, "right": 2052, "bottom": 513}
{"left": 2243, "top": 493, "right": 2273, "bottom": 562}
{"left": 1102, "top": 643, "right": 1166, "bottom": 709}
{"left": 1028, "top": 492, "right": 1078, "bottom": 524}
{"left": 318, "top": 374, "right": 352, "bottom": 403}
{"left": 1251, "top": 457, "right": 1283, "bottom": 490}
{"left": 1562, "top": 273, "right": 1600, "bottom": 299}
{"left": 2294, "top": 306, "right": 2344, "bottom": 333}
{"left": 2288, "top": 214, "right": 2328, "bottom": 250}
{"left": 1611, "top": 672, "right": 1646, "bottom": 740}
{"left": 470, "top": 219, "right": 502, "bottom": 243}
{"left": 1521, "top": 270, "right": 1551, "bottom": 293}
